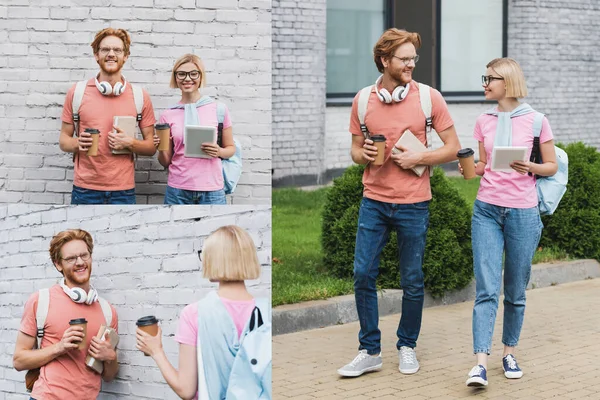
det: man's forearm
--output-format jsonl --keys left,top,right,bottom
{"left": 131, "top": 138, "right": 157, "bottom": 156}
{"left": 14, "top": 344, "right": 62, "bottom": 371}
{"left": 351, "top": 148, "right": 368, "bottom": 165}
{"left": 101, "top": 354, "right": 119, "bottom": 381}
{"left": 419, "top": 143, "right": 460, "bottom": 166}
{"left": 59, "top": 135, "right": 80, "bottom": 154}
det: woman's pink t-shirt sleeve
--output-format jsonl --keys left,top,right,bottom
{"left": 540, "top": 116, "right": 554, "bottom": 143}
{"left": 174, "top": 303, "right": 198, "bottom": 346}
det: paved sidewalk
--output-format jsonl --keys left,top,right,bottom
{"left": 273, "top": 279, "right": 600, "bottom": 399}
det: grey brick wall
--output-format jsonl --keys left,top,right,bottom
{"left": 0, "top": 0, "right": 272, "bottom": 205}
{"left": 272, "top": 0, "right": 327, "bottom": 186}
{"left": 508, "top": 1, "right": 600, "bottom": 148}
{"left": 273, "top": 1, "right": 600, "bottom": 185}
{"left": 0, "top": 204, "right": 271, "bottom": 399}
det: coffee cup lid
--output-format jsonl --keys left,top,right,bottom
{"left": 155, "top": 123, "right": 170, "bottom": 129}
{"left": 457, "top": 148, "right": 475, "bottom": 158}
{"left": 136, "top": 316, "right": 159, "bottom": 326}
{"left": 69, "top": 318, "right": 87, "bottom": 325}
{"left": 370, "top": 135, "right": 386, "bottom": 142}
{"left": 84, "top": 128, "right": 100, "bottom": 134}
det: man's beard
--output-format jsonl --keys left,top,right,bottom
{"left": 98, "top": 57, "right": 124, "bottom": 74}
{"left": 63, "top": 265, "right": 91, "bottom": 287}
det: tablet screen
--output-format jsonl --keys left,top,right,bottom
{"left": 490, "top": 146, "right": 528, "bottom": 172}
{"left": 184, "top": 125, "right": 217, "bottom": 158}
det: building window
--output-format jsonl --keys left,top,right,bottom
{"left": 438, "top": 0, "right": 506, "bottom": 95}
{"left": 326, "top": 0, "right": 390, "bottom": 100}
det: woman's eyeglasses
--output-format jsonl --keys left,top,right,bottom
{"left": 175, "top": 70, "right": 201, "bottom": 81}
{"left": 482, "top": 75, "right": 504, "bottom": 86}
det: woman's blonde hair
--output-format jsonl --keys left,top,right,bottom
{"left": 202, "top": 225, "right": 261, "bottom": 281}
{"left": 373, "top": 28, "right": 422, "bottom": 73}
{"left": 486, "top": 58, "right": 528, "bottom": 98}
{"left": 170, "top": 53, "right": 206, "bottom": 89}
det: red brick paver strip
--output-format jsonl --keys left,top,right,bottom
{"left": 273, "top": 279, "right": 600, "bottom": 399}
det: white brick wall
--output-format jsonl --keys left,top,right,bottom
{"left": 0, "top": 1, "right": 272, "bottom": 205}
{"left": 273, "top": 1, "right": 600, "bottom": 185}
{"left": 272, "top": 0, "right": 327, "bottom": 185}
{"left": 0, "top": 204, "right": 271, "bottom": 399}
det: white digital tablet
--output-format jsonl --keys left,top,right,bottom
{"left": 491, "top": 146, "right": 528, "bottom": 172}
{"left": 184, "top": 125, "right": 217, "bottom": 158}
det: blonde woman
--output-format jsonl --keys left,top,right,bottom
{"left": 157, "top": 54, "right": 235, "bottom": 204}
{"left": 460, "top": 58, "right": 558, "bottom": 387}
{"left": 136, "top": 226, "right": 271, "bottom": 400}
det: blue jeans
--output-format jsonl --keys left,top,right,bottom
{"left": 164, "top": 185, "right": 226, "bottom": 205}
{"left": 71, "top": 185, "right": 135, "bottom": 205}
{"left": 471, "top": 199, "right": 543, "bottom": 354}
{"left": 354, "top": 197, "right": 430, "bottom": 355}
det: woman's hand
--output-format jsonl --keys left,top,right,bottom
{"left": 510, "top": 160, "right": 532, "bottom": 175}
{"left": 201, "top": 142, "right": 220, "bottom": 158}
{"left": 136, "top": 326, "right": 163, "bottom": 358}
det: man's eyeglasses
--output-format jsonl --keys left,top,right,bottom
{"left": 482, "top": 75, "right": 504, "bottom": 86}
{"left": 99, "top": 47, "right": 124, "bottom": 56}
{"left": 175, "top": 70, "right": 201, "bottom": 81}
{"left": 62, "top": 252, "right": 91, "bottom": 265}
{"left": 392, "top": 55, "right": 419, "bottom": 65}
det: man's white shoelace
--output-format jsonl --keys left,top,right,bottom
{"left": 349, "top": 350, "right": 370, "bottom": 367}
{"left": 400, "top": 347, "right": 416, "bottom": 364}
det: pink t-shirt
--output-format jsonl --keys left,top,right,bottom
{"left": 159, "top": 102, "right": 232, "bottom": 191}
{"left": 174, "top": 295, "right": 255, "bottom": 400}
{"left": 474, "top": 111, "right": 554, "bottom": 208}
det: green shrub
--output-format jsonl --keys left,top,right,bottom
{"left": 322, "top": 165, "right": 473, "bottom": 297}
{"left": 540, "top": 142, "right": 600, "bottom": 260}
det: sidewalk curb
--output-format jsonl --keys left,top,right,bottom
{"left": 273, "top": 259, "right": 600, "bottom": 336}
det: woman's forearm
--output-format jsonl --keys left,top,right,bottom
{"left": 152, "top": 349, "right": 195, "bottom": 400}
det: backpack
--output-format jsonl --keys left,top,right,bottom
{"left": 25, "top": 288, "right": 112, "bottom": 393}
{"left": 216, "top": 102, "right": 243, "bottom": 195}
{"left": 529, "top": 112, "right": 568, "bottom": 216}
{"left": 225, "top": 298, "right": 272, "bottom": 400}
{"left": 357, "top": 82, "right": 435, "bottom": 176}
{"left": 196, "top": 296, "right": 271, "bottom": 400}
{"left": 71, "top": 80, "right": 144, "bottom": 159}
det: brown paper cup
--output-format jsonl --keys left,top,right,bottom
{"left": 86, "top": 129, "right": 100, "bottom": 157}
{"left": 457, "top": 148, "right": 476, "bottom": 180}
{"left": 137, "top": 316, "right": 159, "bottom": 356}
{"left": 69, "top": 318, "right": 87, "bottom": 350}
{"left": 371, "top": 135, "right": 386, "bottom": 166}
{"left": 155, "top": 124, "right": 171, "bottom": 152}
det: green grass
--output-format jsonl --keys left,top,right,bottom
{"left": 272, "top": 175, "right": 571, "bottom": 306}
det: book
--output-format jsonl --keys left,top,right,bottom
{"left": 85, "top": 325, "right": 119, "bottom": 374}
{"left": 111, "top": 116, "right": 137, "bottom": 155}
{"left": 392, "top": 129, "right": 428, "bottom": 177}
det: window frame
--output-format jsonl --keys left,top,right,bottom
{"left": 435, "top": 0, "right": 508, "bottom": 100}
{"left": 326, "top": 0, "right": 394, "bottom": 105}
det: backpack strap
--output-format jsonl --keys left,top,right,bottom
{"left": 72, "top": 80, "right": 87, "bottom": 137}
{"left": 529, "top": 112, "right": 545, "bottom": 176}
{"left": 216, "top": 102, "right": 226, "bottom": 148}
{"left": 357, "top": 85, "right": 373, "bottom": 139}
{"left": 35, "top": 288, "right": 50, "bottom": 349}
{"left": 98, "top": 297, "right": 112, "bottom": 327}
{"left": 131, "top": 84, "right": 144, "bottom": 124}
{"left": 418, "top": 83, "right": 433, "bottom": 147}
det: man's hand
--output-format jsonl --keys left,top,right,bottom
{"left": 361, "top": 138, "right": 379, "bottom": 163}
{"left": 57, "top": 326, "right": 85, "bottom": 355}
{"left": 87, "top": 332, "right": 116, "bottom": 363}
{"left": 108, "top": 125, "right": 133, "bottom": 151}
{"left": 201, "top": 142, "right": 221, "bottom": 158}
{"left": 510, "top": 160, "right": 532, "bottom": 175}
{"left": 78, "top": 131, "right": 94, "bottom": 152}
{"left": 391, "top": 144, "right": 423, "bottom": 170}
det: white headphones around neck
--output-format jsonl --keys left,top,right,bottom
{"left": 95, "top": 74, "right": 127, "bottom": 96}
{"left": 374, "top": 75, "right": 410, "bottom": 104}
{"left": 60, "top": 278, "right": 98, "bottom": 305}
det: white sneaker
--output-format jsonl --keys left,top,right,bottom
{"left": 337, "top": 350, "right": 383, "bottom": 377}
{"left": 398, "top": 346, "right": 420, "bottom": 374}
